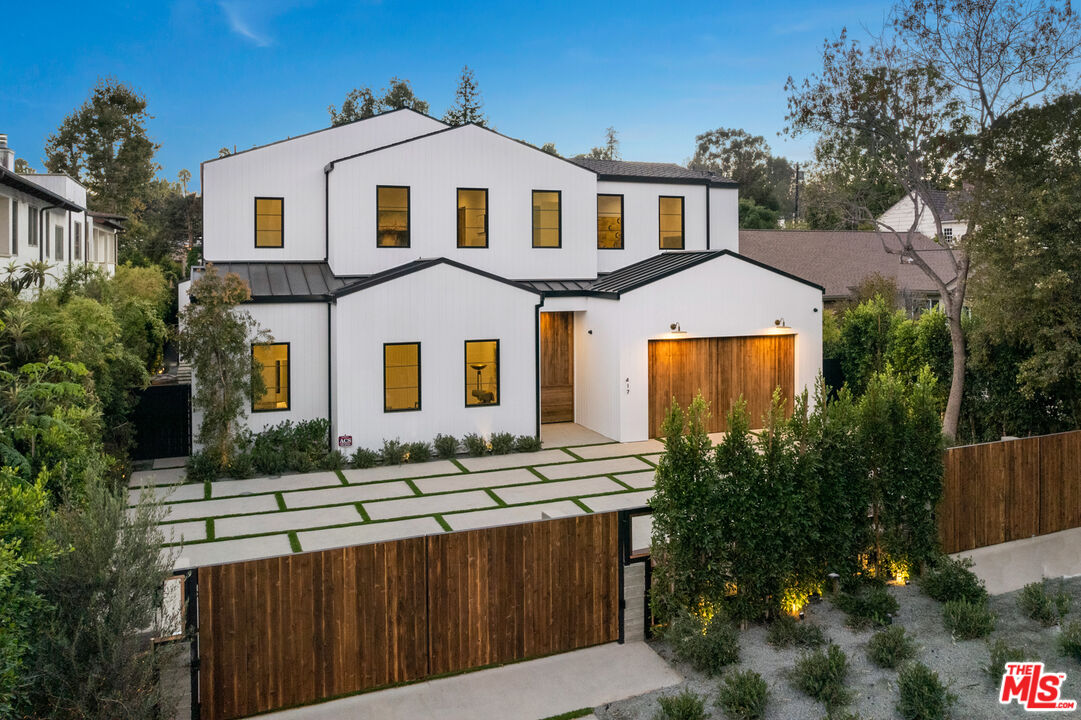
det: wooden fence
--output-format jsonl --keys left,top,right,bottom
{"left": 939, "top": 430, "right": 1081, "bottom": 553}
{"left": 196, "top": 512, "right": 619, "bottom": 720}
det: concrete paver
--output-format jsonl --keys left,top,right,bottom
{"left": 160, "top": 520, "right": 207, "bottom": 544}
{"left": 536, "top": 456, "right": 651, "bottom": 481}
{"left": 456, "top": 449, "right": 572, "bottom": 472}
{"left": 215, "top": 505, "right": 363, "bottom": 538}
{"left": 211, "top": 471, "right": 342, "bottom": 498}
{"left": 614, "top": 469, "right": 656, "bottom": 489}
{"left": 363, "top": 490, "right": 496, "bottom": 521}
{"left": 342, "top": 460, "right": 462, "bottom": 484}
{"left": 541, "top": 421, "right": 615, "bottom": 448}
{"left": 581, "top": 490, "right": 653, "bottom": 513}
{"left": 571, "top": 439, "right": 665, "bottom": 460}
{"left": 129, "top": 482, "right": 205, "bottom": 506}
{"left": 164, "top": 494, "right": 279, "bottom": 522}
{"left": 297, "top": 517, "right": 444, "bottom": 552}
{"left": 413, "top": 467, "right": 539, "bottom": 494}
{"left": 171, "top": 534, "right": 294, "bottom": 571}
{"left": 493, "top": 476, "right": 624, "bottom": 505}
{"left": 130, "top": 467, "right": 187, "bottom": 488}
{"left": 444, "top": 501, "right": 585, "bottom": 531}
{"left": 956, "top": 526, "right": 1081, "bottom": 595}
{"left": 283, "top": 481, "right": 413, "bottom": 509}
{"left": 152, "top": 456, "right": 188, "bottom": 469}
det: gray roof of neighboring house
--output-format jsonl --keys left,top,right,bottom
{"left": 738, "top": 230, "right": 959, "bottom": 300}
{"left": 0, "top": 167, "right": 84, "bottom": 212}
{"left": 569, "top": 158, "right": 738, "bottom": 188}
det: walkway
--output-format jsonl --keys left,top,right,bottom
{"left": 954, "top": 526, "right": 1081, "bottom": 595}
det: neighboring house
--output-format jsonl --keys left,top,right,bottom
{"left": 0, "top": 133, "right": 122, "bottom": 282}
{"left": 182, "top": 109, "right": 824, "bottom": 448}
{"left": 877, "top": 188, "right": 968, "bottom": 242}
{"left": 739, "top": 229, "right": 958, "bottom": 315}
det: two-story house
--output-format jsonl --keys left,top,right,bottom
{"left": 0, "top": 134, "right": 122, "bottom": 282}
{"left": 877, "top": 188, "right": 968, "bottom": 243}
{"left": 183, "top": 109, "right": 824, "bottom": 449}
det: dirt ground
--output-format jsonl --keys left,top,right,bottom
{"left": 596, "top": 576, "right": 1081, "bottom": 719}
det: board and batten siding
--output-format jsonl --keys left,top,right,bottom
{"left": 202, "top": 111, "right": 447, "bottom": 263}
{"left": 333, "top": 262, "right": 540, "bottom": 448}
{"left": 594, "top": 181, "right": 708, "bottom": 273}
{"left": 327, "top": 124, "right": 599, "bottom": 280}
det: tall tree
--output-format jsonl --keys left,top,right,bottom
{"left": 44, "top": 78, "right": 159, "bottom": 215}
{"left": 801, "top": 134, "right": 904, "bottom": 230}
{"left": 690, "top": 128, "right": 794, "bottom": 215}
{"left": 579, "top": 126, "right": 621, "bottom": 160}
{"left": 328, "top": 77, "right": 430, "bottom": 126}
{"left": 443, "top": 66, "right": 488, "bottom": 126}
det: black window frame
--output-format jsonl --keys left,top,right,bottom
{"left": 658, "top": 195, "right": 685, "bottom": 250}
{"left": 376, "top": 185, "right": 411, "bottom": 248}
{"left": 251, "top": 341, "right": 291, "bottom": 413}
{"left": 464, "top": 339, "right": 500, "bottom": 408}
{"left": 383, "top": 341, "right": 421, "bottom": 413}
{"left": 531, "top": 189, "right": 562, "bottom": 249}
{"left": 456, "top": 187, "right": 489, "bottom": 248}
{"left": 253, "top": 196, "right": 285, "bottom": 249}
{"left": 597, "top": 193, "right": 625, "bottom": 250}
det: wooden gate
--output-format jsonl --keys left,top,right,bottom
{"left": 648, "top": 335, "right": 795, "bottom": 436}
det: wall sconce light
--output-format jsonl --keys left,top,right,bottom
{"left": 669, "top": 322, "right": 686, "bottom": 334}
{"left": 774, "top": 318, "right": 788, "bottom": 328}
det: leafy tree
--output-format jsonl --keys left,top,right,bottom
{"left": 44, "top": 78, "right": 160, "bottom": 215}
{"left": 13, "top": 158, "right": 34, "bottom": 174}
{"left": 834, "top": 295, "right": 906, "bottom": 394}
{"left": 801, "top": 134, "right": 903, "bottom": 230}
{"left": 737, "top": 197, "right": 780, "bottom": 229}
{"left": 443, "top": 66, "right": 488, "bottom": 126}
{"left": 179, "top": 265, "right": 268, "bottom": 466}
{"left": 539, "top": 142, "right": 559, "bottom": 156}
{"left": 690, "top": 128, "right": 794, "bottom": 215}
{"left": 328, "top": 77, "right": 430, "bottom": 126}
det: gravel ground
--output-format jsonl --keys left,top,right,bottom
{"left": 597, "top": 576, "right": 1081, "bottom": 720}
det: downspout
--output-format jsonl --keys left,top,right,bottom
{"left": 534, "top": 296, "right": 546, "bottom": 438}
{"left": 83, "top": 210, "right": 88, "bottom": 265}
{"left": 323, "top": 162, "right": 335, "bottom": 263}
{"left": 326, "top": 300, "right": 333, "bottom": 452}
{"left": 67, "top": 212, "right": 72, "bottom": 268}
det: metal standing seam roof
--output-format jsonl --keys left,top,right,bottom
{"left": 196, "top": 262, "right": 360, "bottom": 300}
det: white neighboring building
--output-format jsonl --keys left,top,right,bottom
{"left": 877, "top": 188, "right": 968, "bottom": 243}
{"left": 0, "top": 134, "right": 122, "bottom": 282}
{"left": 183, "top": 109, "right": 824, "bottom": 449}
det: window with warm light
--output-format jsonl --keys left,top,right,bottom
{"left": 659, "top": 196, "right": 684, "bottom": 249}
{"left": 532, "top": 190, "right": 561, "bottom": 247}
{"left": 465, "top": 340, "right": 499, "bottom": 406}
{"left": 254, "top": 197, "right": 284, "bottom": 248}
{"left": 457, "top": 188, "right": 488, "bottom": 247}
{"left": 377, "top": 186, "right": 410, "bottom": 247}
{"left": 385, "top": 342, "right": 420, "bottom": 412}
{"left": 252, "top": 343, "right": 290, "bottom": 411}
{"left": 597, "top": 194, "right": 623, "bottom": 249}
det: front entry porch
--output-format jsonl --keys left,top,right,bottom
{"left": 540, "top": 422, "right": 613, "bottom": 448}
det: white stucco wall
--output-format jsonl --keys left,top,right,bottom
{"left": 595, "top": 181, "right": 709, "bottom": 273}
{"left": 333, "top": 262, "right": 541, "bottom": 449}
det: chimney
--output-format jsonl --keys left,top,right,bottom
{"left": 0, "top": 134, "right": 13, "bottom": 171}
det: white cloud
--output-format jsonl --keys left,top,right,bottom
{"left": 219, "top": 1, "right": 273, "bottom": 46}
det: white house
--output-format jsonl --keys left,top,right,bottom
{"left": 183, "top": 109, "right": 824, "bottom": 449}
{"left": 877, "top": 188, "right": 968, "bottom": 243}
{"left": 0, "top": 134, "right": 122, "bottom": 282}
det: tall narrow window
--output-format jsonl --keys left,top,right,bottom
{"left": 465, "top": 340, "right": 499, "bottom": 406}
{"left": 54, "top": 225, "right": 64, "bottom": 261}
{"left": 532, "top": 190, "right": 561, "bottom": 247}
{"left": 384, "top": 342, "right": 420, "bottom": 412}
{"left": 0, "top": 198, "right": 10, "bottom": 256}
{"left": 376, "top": 186, "right": 410, "bottom": 247}
{"left": 659, "top": 196, "right": 684, "bottom": 249}
{"left": 27, "top": 207, "right": 37, "bottom": 247}
{"left": 254, "top": 197, "right": 284, "bottom": 248}
{"left": 11, "top": 200, "right": 18, "bottom": 255}
{"left": 457, "top": 188, "right": 488, "bottom": 247}
{"left": 597, "top": 194, "right": 623, "bottom": 249}
{"left": 252, "top": 343, "right": 290, "bottom": 411}
{"left": 73, "top": 222, "right": 82, "bottom": 260}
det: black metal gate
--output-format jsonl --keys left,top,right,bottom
{"left": 131, "top": 384, "right": 191, "bottom": 460}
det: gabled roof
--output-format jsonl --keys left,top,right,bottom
{"left": 570, "top": 158, "right": 738, "bottom": 188}
{"left": 332, "top": 257, "right": 541, "bottom": 298}
{"left": 0, "top": 167, "right": 84, "bottom": 211}
{"left": 589, "top": 250, "right": 823, "bottom": 296}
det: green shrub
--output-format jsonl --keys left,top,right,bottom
{"left": 896, "top": 662, "right": 955, "bottom": 720}
{"left": 667, "top": 610, "right": 740, "bottom": 675}
{"left": 514, "top": 434, "right": 542, "bottom": 452}
{"left": 792, "top": 643, "right": 851, "bottom": 710}
{"left": 766, "top": 614, "right": 826, "bottom": 649}
{"left": 920, "top": 556, "right": 987, "bottom": 604}
{"left": 186, "top": 450, "right": 221, "bottom": 484}
{"left": 319, "top": 449, "right": 347, "bottom": 471}
{"left": 1018, "top": 580, "right": 1070, "bottom": 627}
{"left": 226, "top": 451, "right": 254, "bottom": 479}
{"left": 248, "top": 419, "right": 331, "bottom": 475}
{"left": 381, "top": 438, "right": 406, "bottom": 465}
{"left": 489, "top": 432, "right": 515, "bottom": 455}
{"left": 653, "top": 691, "right": 706, "bottom": 720}
{"left": 984, "top": 639, "right": 1028, "bottom": 682}
{"left": 716, "top": 669, "right": 769, "bottom": 720}
{"left": 942, "top": 599, "right": 995, "bottom": 640}
{"left": 433, "top": 434, "right": 459, "bottom": 459}
{"left": 287, "top": 448, "right": 315, "bottom": 473}
{"left": 351, "top": 448, "right": 379, "bottom": 469}
{"left": 1060, "top": 620, "right": 1081, "bottom": 661}
{"left": 404, "top": 441, "right": 431, "bottom": 463}
{"left": 833, "top": 584, "right": 899, "bottom": 629}
{"left": 867, "top": 626, "right": 917, "bottom": 669}
{"left": 251, "top": 438, "right": 288, "bottom": 475}
{"left": 463, "top": 433, "right": 488, "bottom": 457}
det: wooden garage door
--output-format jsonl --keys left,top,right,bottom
{"left": 648, "top": 335, "right": 795, "bottom": 437}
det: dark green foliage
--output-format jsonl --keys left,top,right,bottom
{"left": 489, "top": 432, "right": 515, "bottom": 455}
{"left": 287, "top": 449, "right": 315, "bottom": 474}
{"left": 919, "top": 556, "right": 987, "bottom": 604}
{"left": 319, "top": 450, "right": 347, "bottom": 471}
{"left": 666, "top": 610, "right": 740, "bottom": 675}
{"left": 187, "top": 450, "right": 222, "bottom": 484}
{"left": 404, "top": 441, "right": 431, "bottom": 464}
{"left": 716, "top": 669, "right": 769, "bottom": 720}
{"left": 942, "top": 599, "right": 995, "bottom": 640}
{"left": 653, "top": 690, "right": 707, "bottom": 720}
{"left": 514, "top": 434, "right": 543, "bottom": 453}
{"left": 380, "top": 438, "right": 407, "bottom": 465}
{"left": 1059, "top": 621, "right": 1081, "bottom": 661}
{"left": 329, "top": 77, "right": 430, "bottom": 126}
{"left": 1018, "top": 581, "right": 1071, "bottom": 627}
{"left": 462, "top": 433, "right": 488, "bottom": 457}
{"left": 867, "top": 626, "right": 917, "bottom": 669}
{"left": 738, "top": 198, "right": 780, "bottom": 229}
{"left": 834, "top": 295, "right": 905, "bottom": 394}
{"left": 351, "top": 448, "right": 379, "bottom": 469}
{"left": 433, "top": 434, "right": 459, "bottom": 459}
{"left": 767, "top": 614, "right": 827, "bottom": 649}
{"left": 984, "top": 639, "right": 1028, "bottom": 682}
{"left": 896, "top": 662, "right": 955, "bottom": 720}
{"left": 792, "top": 643, "right": 852, "bottom": 711}
{"left": 245, "top": 419, "right": 330, "bottom": 475}
{"left": 833, "top": 585, "right": 899, "bottom": 629}
{"left": 226, "top": 450, "right": 255, "bottom": 479}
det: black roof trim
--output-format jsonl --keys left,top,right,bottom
{"left": 594, "top": 174, "right": 739, "bottom": 189}
{"left": 332, "top": 257, "right": 542, "bottom": 299}
{"left": 0, "top": 167, "right": 84, "bottom": 211}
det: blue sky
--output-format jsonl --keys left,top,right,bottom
{"left": 3, "top": 1, "right": 893, "bottom": 190}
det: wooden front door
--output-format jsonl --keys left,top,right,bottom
{"left": 647, "top": 335, "right": 795, "bottom": 437}
{"left": 540, "top": 312, "right": 574, "bottom": 423}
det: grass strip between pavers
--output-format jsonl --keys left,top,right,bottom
{"left": 434, "top": 515, "right": 452, "bottom": 532}
{"left": 287, "top": 532, "right": 301, "bottom": 553}
{"left": 449, "top": 458, "right": 469, "bottom": 473}
{"left": 274, "top": 493, "right": 287, "bottom": 511}
{"left": 484, "top": 488, "right": 507, "bottom": 507}
{"left": 203, "top": 480, "right": 211, "bottom": 500}
{"left": 205, "top": 518, "right": 214, "bottom": 541}
{"left": 355, "top": 502, "right": 371, "bottom": 522}
{"left": 334, "top": 469, "right": 348, "bottom": 485}
{"left": 608, "top": 473, "right": 633, "bottom": 490}
{"left": 539, "top": 709, "right": 593, "bottom": 720}
{"left": 572, "top": 498, "right": 594, "bottom": 513}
